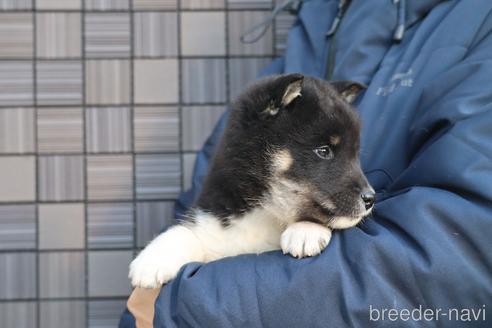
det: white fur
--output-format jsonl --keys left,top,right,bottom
{"left": 281, "top": 221, "right": 332, "bottom": 258}
{"left": 129, "top": 210, "right": 284, "bottom": 288}
{"left": 129, "top": 173, "right": 312, "bottom": 288}
{"left": 129, "top": 224, "right": 204, "bottom": 288}
{"left": 272, "top": 149, "right": 293, "bottom": 172}
{"left": 129, "top": 149, "right": 366, "bottom": 288}
{"left": 329, "top": 216, "right": 360, "bottom": 229}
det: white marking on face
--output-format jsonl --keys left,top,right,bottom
{"left": 271, "top": 149, "right": 293, "bottom": 173}
{"left": 329, "top": 135, "right": 341, "bottom": 146}
{"left": 329, "top": 216, "right": 362, "bottom": 229}
{"left": 264, "top": 103, "right": 279, "bottom": 116}
{"left": 280, "top": 221, "right": 332, "bottom": 258}
{"left": 320, "top": 199, "right": 336, "bottom": 210}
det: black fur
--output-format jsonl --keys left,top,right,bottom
{"left": 195, "top": 74, "right": 371, "bottom": 226}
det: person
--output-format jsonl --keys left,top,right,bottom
{"left": 120, "top": 0, "right": 492, "bottom": 326}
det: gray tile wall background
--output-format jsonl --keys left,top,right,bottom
{"left": 0, "top": 1, "right": 295, "bottom": 327}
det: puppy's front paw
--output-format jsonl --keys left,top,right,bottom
{"left": 129, "top": 248, "right": 180, "bottom": 288}
{"left": 281, "top": 221, "right": 332, "bottom": 258}
{"left": 129, "top": 225, "right": 204, "bottom": 288}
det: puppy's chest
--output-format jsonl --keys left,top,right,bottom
{"left": 251, "top": 178, "right": 308, "bottom": 224}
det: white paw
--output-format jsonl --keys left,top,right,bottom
{"left": 129, "top": 225, "right": 204, "bottom": 288}
{"left": 129, "top": 247, "right": 182, "bottom": 288}
{"left": 281, "top": 221, "right": 332, "bottom": 258}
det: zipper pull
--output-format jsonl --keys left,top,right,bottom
{"left": 326, "top": 0, "right": 351, "bottom": 37}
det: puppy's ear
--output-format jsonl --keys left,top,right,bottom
{"left": 279, "top": 74, "right": 304, "bottom": 107}
{"left": 331, "top": 80, "right": 367, "bottom": 104}
{"left": 260, "top": 74, "right": 304, "bottom": 118}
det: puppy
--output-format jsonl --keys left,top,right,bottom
{"left": 129, "top": 74, "right": 375, "bottom": 288}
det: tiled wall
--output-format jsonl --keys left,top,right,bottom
{"left": 0, "top": 0, "right": 295, "bottom": 327}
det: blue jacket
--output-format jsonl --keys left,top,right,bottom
{"left": 121, "top": 0, "right": 492, "bottom": 326}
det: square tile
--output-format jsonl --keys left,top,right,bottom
{"left": 182, "top": 152, "right": 197, "bottom": 190}
{"left": 136, "top": 201, "right": 174, "bottom": 247}
{"left": 37, "top": 107, "right": 83, "bottom": 153}
{"left": 0, "top": 0, "right": 32, "bottom": 9}
{"left": 0, "top": 253, "right": 36, "bottom": 299}
{"left": 181, "top": 12, "right": 225, "bottom": 56}
{"left": 228, "top": 11, "right": 273, "bottom": 55}
{"left": 88, "top": 300, "right": 126, "bottom": 328}
{"left": 37, "top": 61, "right": 83, "bottom": 105}
{"left": 85, "top": 0, "right": 129, "bottom": 10}
{"left": 40, "top": 301, "right": 85, "bottom": 328}
{"left": 134, "top": 59, "right": 178, "bottom": 104}
{"left": 85, "top": 60, "right": 130, "bottom": 105}
{"left": 134, "top": 13, "right": 178, "bottom": 57}
{"left": 133, "top": 0, "right": 176, "bottom": 9}
{"left": 182, "top": 106, "right": 224, "bottom": 151}
{"left": 87, "top": 155, "right": 133, "bottom": 200}
{"left": 182, "top": 59, "right": 226, "bottom": 103}
{"left": 228, "top": 57, "right": 270, "bottom": 99}
{"left": 36, "top": 13, "right": 81, "bottom": 58}
{"left": 39, "top": 204, "right": 85, "bottom": 249}
{"left": 36, "top": 0, "right": 81, "bottom": 9}
{"left": 136, "top": 154, "right": 181, "bottom": 199}
{"left": 86, "top": 107, "right": 131, "bottom": 153}
{"left": 181, "top": 0, "right": 224, "bottom": 9}
{"left": 0, "top": 61, "right": 33, "bottom": 106}
{"left": 88, "top": 251, "right": 132, "bottom": 296}
{"left": 0, "top": 156, "right": 35, "bottom": 202}
{"left": 227, "top": 0, "right": 271, "bottom": 9}
{"left": 0, "top": 108, "right": 35, "bottom": 153}
{"left": 134, "top": 106, "right": 179, "bottom": 152}
{"left": 0, "top": 13, "right": 33, "bottom": 58}
{"left": 0, "top": 302, "right": 36, "bottom": 328}
{"left": 85, "top": 13, "right": 130, "bottom": 58}
{"left": 39, "top": 156, "right": 84, "bottom": 201}
{"left": 88, "top": 203, "right": 134, "bottom": 249}
{"left": 39, "top": 252, "right": 85, "bottom": 298}
{"left": 0, "top": 205, "right": 36, "bottom": 250}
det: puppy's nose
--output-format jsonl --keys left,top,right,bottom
{"left": 361, "top": 189, "right": 376, "bottom": 210}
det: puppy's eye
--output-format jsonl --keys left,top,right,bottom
{"left": 313, "top": 146, "right": 334, "bottom": 160}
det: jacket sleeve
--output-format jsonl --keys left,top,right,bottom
{"left": 155, "top": 37, "right": 492, "bottom": 328}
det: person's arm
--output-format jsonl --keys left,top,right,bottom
{"left": 153, "top": 31, "right": 492, "bottom": 328}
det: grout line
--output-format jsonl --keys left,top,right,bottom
{"left": 177, "top": 0, "right": 185, "bottom": 197}
{"left": 0, "top": 296, "right": 129, "bottom": 303}
{"left": 225, "top": 0, "right": 231, "bottom": 104}
{"left": 31, "top": 3, "right": 40, "bottom": 327}
{"left": 0, "top": 54, "right": 277, "bottom": 61}
{"left": 0, "top": 150, "right": 199, "bottom": 157}
{"left": 130, "top": 0, "right": 138, "bottom": 259}
{"left": 0, "top": 198, "right": 180, "bottom": 206}
{"left": 0, "top": 102, "right": 229, "bottom": 109}
{"left": 80, "top": 1, "right": 90, "bottom": 324}
{"left": 0, "top": 8, "right": 273, "bottom": 13}
{"left": 0, "top": 247, "right": 141, "bottom": 254}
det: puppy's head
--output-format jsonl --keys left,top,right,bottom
{"left": 235, "top": 74, "right": 374, "bottom": 229}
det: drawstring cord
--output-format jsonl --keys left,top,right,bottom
{"left": 240, "top": 0, "right": 304, "bottom": 44}
{"left": 393, "top": 0, "right": 406, "bottom": 42}
{"left": 241, "top": 0, "right": 407, "bottom": 44}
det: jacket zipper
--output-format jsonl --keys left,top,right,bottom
{"left": 325, "top": 0, "right": 352, "bottom": 80}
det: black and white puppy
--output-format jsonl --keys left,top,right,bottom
{"left": 129, "top": 74, "right": 375, "bottom": 288}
